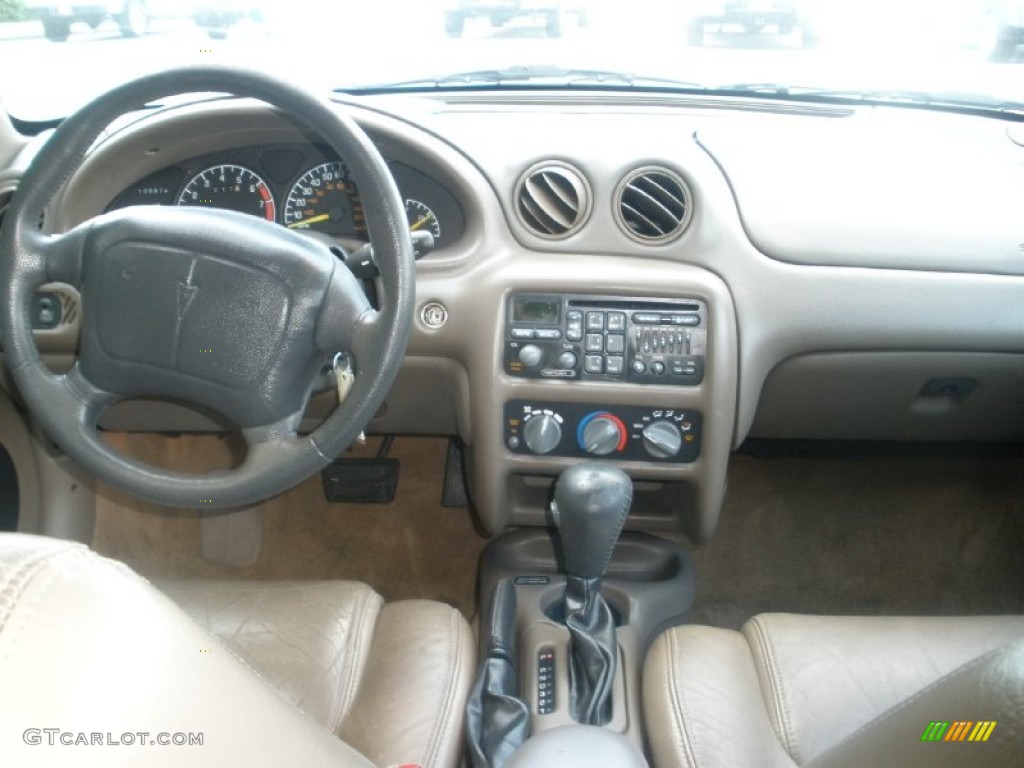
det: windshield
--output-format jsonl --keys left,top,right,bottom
{"left": 0, "top": 0, "right": 1021, "bottom": 121}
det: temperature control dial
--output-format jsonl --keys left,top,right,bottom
{"left": 522, "top": 413, "right": 562, "bottom": 455}
{"left": 577, "top": 412, "right": 627, "bottom": 456}
{"left": 641, "top": 420, "right": 683, "bottom": 458}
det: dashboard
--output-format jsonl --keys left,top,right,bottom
{"left": 3, "top": 89, "right": 1024, "bottom": 544}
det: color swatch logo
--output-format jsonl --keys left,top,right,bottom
{"left": 921, "top": 721, "right": 997, "bottom": 742}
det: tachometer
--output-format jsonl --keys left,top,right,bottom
{"left": 406, "top": 198, "right": 440, "bottom": 240}
{"left": 176, "top": 164, "right": 276, "bottom": 222}
{"left": 284, "top": 161, "right": 364, "bottom": 235}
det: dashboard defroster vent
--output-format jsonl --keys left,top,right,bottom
{"left": 514, "top": 162, "right": 591, "bottom": 239}
{"left": 615, "top": 167, "right": 692, "bottom": 244}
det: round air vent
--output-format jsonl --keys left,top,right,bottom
{"left": 514, "top": 162, "right": 592, "bottom": 239}
{"left": 614, "top": 167, "right": 693, "bottom": 244}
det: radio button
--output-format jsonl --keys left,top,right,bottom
{"left": 511, "top": 327, "right": 535, "bottom": 339}
{"left": 566, "top": 311, "right": 583, "bottom": 341}
{"left": 632, "top": 312, "right": 660, "bottom": 324}
{"left": 606, "top": 356, "right": 624, "bottom": 375}
{"left": 584, "top": 355, "right": 604, "bottom": 374}
{"left": 518, "top": 344, "right": 544, "bottom": 367}
{"left": 557, "top": 351, "right": 579, "bottom": 370}
{"left": 606, "top": 334, "right": 625, "bottom": 354}
{"left": 585, "top": 312, "right": 605, "bottom": 331}
{"left": 585, "top": 334, "right": 604, "bottom": 353}
{"left": 670, "top": 314, "right": 701, "bottom": 327}
{"left": 535, "top": 328, "right": 563, "bottom": 340}
{"left": 607, "top": 312, "right": 626, "bottom": 331}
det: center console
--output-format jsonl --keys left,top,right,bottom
{"left": 468, "top": 465, "right": 695, "bottom": 760}
{"left": 467, "top": 267, "right": 736, "bottom": 545}
{"left": 461, "top": 259, "right": 736, "bottom": 765}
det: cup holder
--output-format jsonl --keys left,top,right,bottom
{"left": 479, "top": 528, "right": 694, "bottom": 655}
{"left": 483, "top": 528, "right": 686, "bottom": 584}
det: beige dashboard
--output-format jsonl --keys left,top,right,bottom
{"left": 4, "top": 91, "right": 1024, "bottom": 541}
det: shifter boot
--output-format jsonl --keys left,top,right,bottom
{"left": 565, "top": 574, "right": 616, "bottom": 726}
{"left": 551, "top": 463, "right": 631, "bottom": 726}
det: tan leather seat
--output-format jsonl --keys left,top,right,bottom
{"left": 643, "top": 613, "right": 1024, "bottom": 768}
{"left": 0, "top": 533, "right": 474, "bottom": 768}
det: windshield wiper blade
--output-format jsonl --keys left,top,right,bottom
{"left": 715, "top": 83, "right": 1024, "bottom": 117}
{"left": 348, "top": 66, "right": 706, "bottom": 92}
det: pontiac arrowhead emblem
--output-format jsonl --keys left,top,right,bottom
{"left": 177, "top": 258, "right": 199, "bottom": 320}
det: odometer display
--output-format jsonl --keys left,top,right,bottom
{"left": 284, "top": 161, "right": 364, "bottom": 236}
{"left": 176, "top": 164, "right": 276, "bottom": 222}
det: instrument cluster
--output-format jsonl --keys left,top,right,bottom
{"left": 107, "top": 143, "right": 465, "bottom": 249}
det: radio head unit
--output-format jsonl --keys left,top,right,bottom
{"left": 503, "top": 294, "right": 707, "bottom": 385}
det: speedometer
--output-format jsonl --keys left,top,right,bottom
{"left": 284, "top": 162, "right": 365, "bottom": 236}
{"left": 406, "top": 199, "right": 441, "bottom": 240}
{"left": 176, "top": 164, "right": 276, "bottom": 222}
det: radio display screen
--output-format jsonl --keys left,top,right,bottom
{"left": 513, "top": 296, "right": 560, "bottom": 325}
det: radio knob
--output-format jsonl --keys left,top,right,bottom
{"left": 642, "top": 420, "right": 683, "bottom": 458}
{"left": 518, "top": 344, "right": 543, "bottom": 367}
{"left": 579, "top": 413, "right": 626, "bottom": 456}
{"left": 522, "top": 414, "right": 562, "bottom": 455}
{"left": 557, "top": 351, "right": 578, "bottom": 370}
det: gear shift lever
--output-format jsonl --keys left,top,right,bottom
{"left": 552, "top": 463, "right": 633, "bottom": 578}
{"left": 551, "top": 462, "right": 632, "bottom": 726}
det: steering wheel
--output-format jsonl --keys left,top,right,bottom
{"left": 0, "top": 67, "right": 415, "bottom": 510}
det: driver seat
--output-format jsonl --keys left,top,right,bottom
{"left": 0, "top": 533, "right": 474, "bottom": 768}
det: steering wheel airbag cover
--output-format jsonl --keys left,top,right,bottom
{"left": 78, "top": 206, "right": 338, "bottom": 427}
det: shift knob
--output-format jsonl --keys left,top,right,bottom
{"left": 551, "top": 463, "right": 633, "bottom": 579}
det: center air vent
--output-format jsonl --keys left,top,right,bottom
{"left": 514, "top": 162, "right": 592, "bottom": 239}
{"left": 614, "top": 167, "right": 692, "bottom": 244}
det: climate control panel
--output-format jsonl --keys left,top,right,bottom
{"left": 504, "top": 400, "right": 702, "bottom": 463}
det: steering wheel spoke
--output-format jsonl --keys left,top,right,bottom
{"left": 241, "top": 412, "right": 303, "bottom": 448}
{"left": 348, "top": 307, "right": 384, "bottom": 362}
{"left": 63, "top": 363, "right": 122, "bottom": 417}
{"left": 313, "top": 259, "right": 376, "bottom": 355}
{"left": 40, "top": 227, "right": 89, "bottom": 288}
